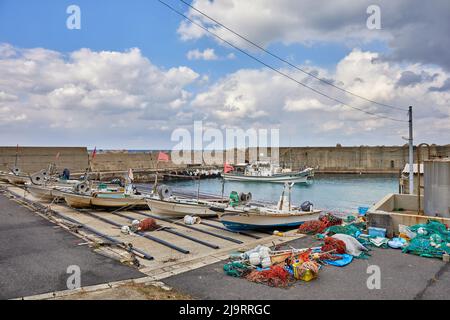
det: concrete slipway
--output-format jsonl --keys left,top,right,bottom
{"left": 0, "top": 182, "right": 298, "bottom": 299}
{"left": 1, "top": 182, "right": 448, "bottom": 300}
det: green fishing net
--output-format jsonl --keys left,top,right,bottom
{"left": 403, "top": 220, "right": 450, "bottom": 258}
{"left": 223, "top": 261, "right": 251, "bottom": 277}
{"left": 325, "top": 224, "right": 361, "bottom": 238}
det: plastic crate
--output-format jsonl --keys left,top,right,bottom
{"left": 368, "top": 227, "right": 387, "bottom": 238}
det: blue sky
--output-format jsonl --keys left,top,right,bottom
{"left": 0, "top": 0, "right": 371, "bottom": 80}
{"left": 0, "top": 0, "right": 448, "bottom": 149}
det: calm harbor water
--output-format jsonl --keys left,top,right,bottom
{"left": 163, "top": 174, "right": 398, "bottom": 213}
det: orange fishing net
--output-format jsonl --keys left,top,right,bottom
{"left": 321, "top": 237, "right": 346, "bottom": 254}
{"left": 245, "top": 265, "right": 293, "bottom": 287}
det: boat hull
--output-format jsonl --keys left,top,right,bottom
{"left": 26, "top": 185, "right": 66, "bottom": 201}
{"left": 0, "top": 172, "right": 10, "bottom": 182}
{"left": 219, "top": 210, "right": 321, "bottom": 231}
{"left": 222, "top": 169, "right": 312, "bottom": 183}
{"left": 6, "top": 175, "right": 30, "bottom": 185}
{"left": 64, "top": 193, "right": 147, "bottom": 209}
{"left": 146, "top": 198, "right": 217, "bottom": 217}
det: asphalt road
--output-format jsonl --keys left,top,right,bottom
{"left": 0, "top": 194, "right": 144, "bottom": 299}
{"left": 165, "top": 236, "right": 450, "bottom": 300}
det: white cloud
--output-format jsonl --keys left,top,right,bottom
{"left": 0, "top": 44, "right": 200, "bottom": 147}
{"left": 178, "top": 0, "right": 450, "bottom": 70}
{"left": 187, "top": 48, "right": 218, "bottom": 60}
{"left": 190, "top": 49, "right": 450, "bottom": 145}
{"left": 1, "top": 43, "right": 449, "bottom": 147}
{"left": 284, "top": 98, "right": 327, "bottom": 112}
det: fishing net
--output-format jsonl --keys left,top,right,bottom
{"left": 298, "top": 220, "right": 324, "bottom": 234}
{"left": 223, "top": 261, "right": 251, "bottom": 277}
{"left": 298, "top": 213, "right": 343, "bottom": 235}
{"left": 321, "top": 237, "right": 346, "bottom": 254}
{"left": 402, "top": 220, "right": 450, "bottom": 258}
{"left": 325, "top": 224, "right": 361, "bottom": 238}
{"left": 245, "top": 265, "right": 293, "bottom": 287}
{"left": 139, "top": 218, "right": 160, "bottom": 231}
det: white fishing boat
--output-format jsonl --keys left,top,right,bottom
{"left": 26, "top": 184, "right": 69, "bottom": 201}
{"left": 64, "top": 191, "right": 147, "bottom": 209}
{"left": 145, "top": 185, "right": 218, "bottom": 217}
{"left": 217, "top": 183, "right": 321, "bottom": 231}
{"left": 5, "top": 173, "right": 30, "bottom": 185}
{"left": 222, "top": 161, "right": 314, "bottom": 183}
{"left": 0, "top": 171, "right": 10, "bottom": 182}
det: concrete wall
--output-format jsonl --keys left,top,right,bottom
{"left": 2, "top": 145, "right": 449, "bottom": 174}
{"left": 277, "top": 145, "right": 450, "bottom": 173}
{"left": 0, "top": 147, "right": 89, "bottom": 174}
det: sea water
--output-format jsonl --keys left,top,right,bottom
{"left": 163, "top": 174, "right": 398, "bottom": 213}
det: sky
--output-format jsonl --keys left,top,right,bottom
{"left": 0, "top": 0, "right": 449, "bottom": 149}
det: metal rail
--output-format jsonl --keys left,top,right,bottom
{"left": 2, "top": 189, "right": 154, "bottom": 260}
{"left": 197, "top": 220, "right": 262, "bottom": 239}
{"left": 111, "top": 211, "right": 220, "bottom": 250}
{"left": 83, "top": 211, "right": 190, "bottom": 254}
{"left": 132, "top": 210, "right": 243, "bottom": 244}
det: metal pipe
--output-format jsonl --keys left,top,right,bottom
{"left": 408, "top": 106, "right": 414, "bottom": 194}
{"left": 84, "top": 211, "right": 190, "bottom": 254}
{"left": 111, "top": 211, "right": 220, "bottom": 249}
{"left": 199, "top": 220, "right": 262, "bottom": 239}
{"left": 417, "top": 143, "right": 431, "bottom": 214}
{"left": 133, "top": 211, "right": 243, "bottom": 244}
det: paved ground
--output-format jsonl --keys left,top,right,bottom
{"left": 0, "top": 194, "right": 144, "bottom": 299}
{"left": 165, "top": 236, "right": 450, "bottom": 300}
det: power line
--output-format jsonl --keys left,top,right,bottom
{"left": 178, "top": 0, "right": 408, "bottom": 112}
{"left": 158, "top": 0, "right": 407, "bottom": 123}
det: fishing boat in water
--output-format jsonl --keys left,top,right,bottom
{"left": 145, "top": 185, "right": 218, "bottom": 217}
{"left": 216, "top": 183, "right": 321, "bottom": 231}
{"left": 222, "top": 161, "right": 314, "bottom": 183}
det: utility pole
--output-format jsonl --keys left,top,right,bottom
{"left": 408, "top": 106, "right": 414, "bottom": 194}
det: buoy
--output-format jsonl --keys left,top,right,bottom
{"left": 184, "top": 215, "right": 201, "bottom": 225}
{"left": 249, "top": 252, "right": 261, "bottom": 266}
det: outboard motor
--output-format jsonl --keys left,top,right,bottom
{"left": 301, "top": 201, "right": 313, "bottom": 212}
{"left": 61, "top": 168, "right": 70, "bottom": 180}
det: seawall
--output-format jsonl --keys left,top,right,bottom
{"left": 1, "top": 145, "right": 449, "bottom": 175}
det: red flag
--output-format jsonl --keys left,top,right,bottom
{"left": 157, "top": 151, "right": 169, "bottom": 162}
{"left": 91, "top": 147, "right": 97, "bottom": 160}
{"left": 224, "top": 163, "right": 234, "bottom": 173}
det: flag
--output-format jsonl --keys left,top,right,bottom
{"left": 91, "top": 147, "right": 97, "bottom": 160}
{"left": 157, "top": 151, "right": 169, "bottom": 162}
{"left": 224, "top": 163, "right": 234, "bottom": 173}
{"left": 127, "top": 168, "right": 134, "bottom": 181}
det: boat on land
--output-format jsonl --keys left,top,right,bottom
{"left": 5, "top": 173, "right": 30, "bottom": 185}
{"left": 26, "top": 184, "right": 70, "bottom": 201}
{"left": 64, "top": 191, "right": 148, "bottom": 209}
{"left": 216, "top": 183, "right": 321, "bottom": 231}
{"left": 222, "top": 161, "right": 314, "bottom": 183}
{"left": 145, "top": 185, "right": 218, "bottom": 217}
{"left": 0, "top": 171, "right": 10, "bottom": 182}
{"left": 26, "top": 178, "right": 123, "bottom": 202}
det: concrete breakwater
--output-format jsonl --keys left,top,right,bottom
{"left": 1, "top": 145, "right": 449, "bottom": 179}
